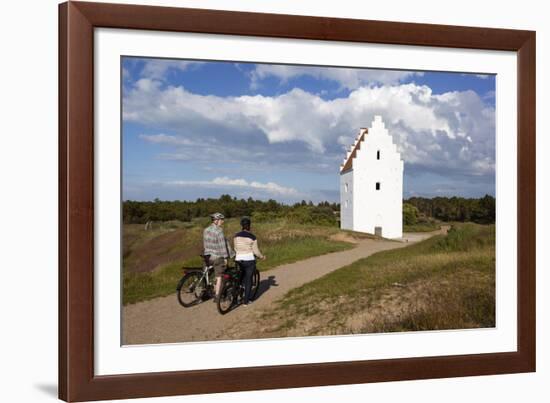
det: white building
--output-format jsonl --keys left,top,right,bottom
{"left": 340, "top": 116, "right": 404, "bottom": 238}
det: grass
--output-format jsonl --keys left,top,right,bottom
{"left": 123, "top": 256, "right": 206, "bottom": 306}
{"left": 403, "top": 220, "right": 441, "bottom": 232}
{"left": 123, "top": 219, "right": 353, "bottom": 305}
{"left": 254, "top": 222, "right": 495, "bottom": 337}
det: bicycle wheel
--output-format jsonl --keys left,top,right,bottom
{"left": 250, "top": 270, "right": 260, "bottom": 301}
{"left": 177, "top": 271, "right": 205, "bottom": 307}
{"left": 217, "top": 280, "right": 237, "bottom": 315}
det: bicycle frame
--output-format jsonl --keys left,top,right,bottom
{"left": 200, "top": 263, "right": 215, "bottom": 287}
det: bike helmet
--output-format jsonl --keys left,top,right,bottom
{"left": 210, "top": 212, "right": 225, "bottom": 220}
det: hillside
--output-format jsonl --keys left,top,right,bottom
{"left": 235, "top": 223, "right": 495, "bottom": 337}
{"left": 123, "top": 219, "right": 356, "bottom": 305}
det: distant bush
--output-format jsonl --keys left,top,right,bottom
{"left": 252, "top": 211, "right": 282, "bottom": 223}
{"left": 287, "top": 206, "right": 337, "bottom": 226}
{"left": 403, "top": 203, "right": 419, "bottom": 225}
{"left": 309, "top": 206, "right": 338, "bottom": 226}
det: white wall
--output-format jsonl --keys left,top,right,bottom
{"left": 353, "top": 116, "right": 403, "bottom": 238}
{"left": 340, "top": 169, "right": 354, "bottom": 230}
{"left": 1, "top": 1, "right": 548, "bottom": 403}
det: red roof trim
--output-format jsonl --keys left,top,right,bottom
{"left": 340, "top": 129, "right": 368, "bottom": 173}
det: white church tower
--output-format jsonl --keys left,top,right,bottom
{"left": 340, "top": 116, "right": 404, "bottom": 239}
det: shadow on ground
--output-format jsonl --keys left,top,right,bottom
{"left": 34, "top": 383, "right": 57, "bottom": 398}
{"left": 255, "top": 275, "right": 278, "bottom": 300}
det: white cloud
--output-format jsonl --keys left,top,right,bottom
{"left": 460, "top": 73, "right": 492, "bottom": 79}
{"left": 249, "top": 64, "right": 423, "bottom": 90}
{"left": 483, "top": 90, "right": 496, "bottom": 100}
{"left": 140, "top": 59, "right": 204, "bottom": 80}
{"left": 122, "top": 67, "right": 130, "bottom": 81}
{"left": 166, "top": 177, "right": 299, "bottom": 196}
{"left": 139, "top": 133, "right": 197, "bottom": 146}
{"left": 124, "top": 80, "right": 495, "bottom": 178}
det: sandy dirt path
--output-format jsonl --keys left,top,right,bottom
{"left": 123, "top": 228, "right": 447, "bottom": 345}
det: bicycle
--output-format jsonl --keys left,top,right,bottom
{"left": 176, "top": 255, "right": 216, "bottom": 307}
{"left": 217, "top": 262, "right": 260, "bottom": 315}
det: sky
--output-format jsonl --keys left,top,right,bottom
{"left": 122, "top": 57, "right": 496, "bottom": 203}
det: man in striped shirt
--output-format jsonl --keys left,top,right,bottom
{"left": 203, "top": 212, "right": 234, "bottom": 300}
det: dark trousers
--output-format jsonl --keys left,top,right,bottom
{"left": 237, "top": 260, "right": 256, "bottom": 304}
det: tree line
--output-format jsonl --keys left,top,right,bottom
{"left": 404, "top": 195, "right": 495, "bottom": 224}
{"left": 123, "top": 194, "right": 495, "bottom": 226}
{"left": 123, "top": 195, "right": 339, "bottom": 226}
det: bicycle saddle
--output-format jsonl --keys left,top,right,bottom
{"left": 200, "top": 254, "right": 211, "bottom": 265}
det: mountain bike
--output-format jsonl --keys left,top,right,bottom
{"left": 217, "top": 263, "right": 260, "bottom": 315}
{"left": 176, "top": 255, "right": 216, "bottom": 307}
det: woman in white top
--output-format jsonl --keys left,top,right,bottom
{"left": 233, "top": 217, "right": 266, "bottom": 305}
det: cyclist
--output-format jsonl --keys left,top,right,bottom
{"left": 233, "top": 216, "right": 266, "bottom": 306}
{"left": 203, "top": 212, "right": 234, "bottom": 301}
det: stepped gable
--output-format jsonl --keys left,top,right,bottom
{"left": 340, "top": 127, "right": 368, "bottom": 173}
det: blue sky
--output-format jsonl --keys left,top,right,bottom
{"left": 122, "top": 57, "right": 496, "bottom": 203}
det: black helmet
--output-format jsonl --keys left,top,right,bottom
{"left": 240, "top": 216, "right": 251, "bottom": 228}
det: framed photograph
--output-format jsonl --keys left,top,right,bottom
{"left": 59, "top": 1, "right": 535, "bottom": 401}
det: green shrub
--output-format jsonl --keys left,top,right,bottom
{"left": 403, "top": 203, "right": 419, "bottom": 225}
{"left": 287, "top": 206, "right": 336, "bottom": 226}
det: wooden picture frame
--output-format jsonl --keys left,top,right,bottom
{"left": 59, "top": 1, "right": 536, "bottom": 401}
